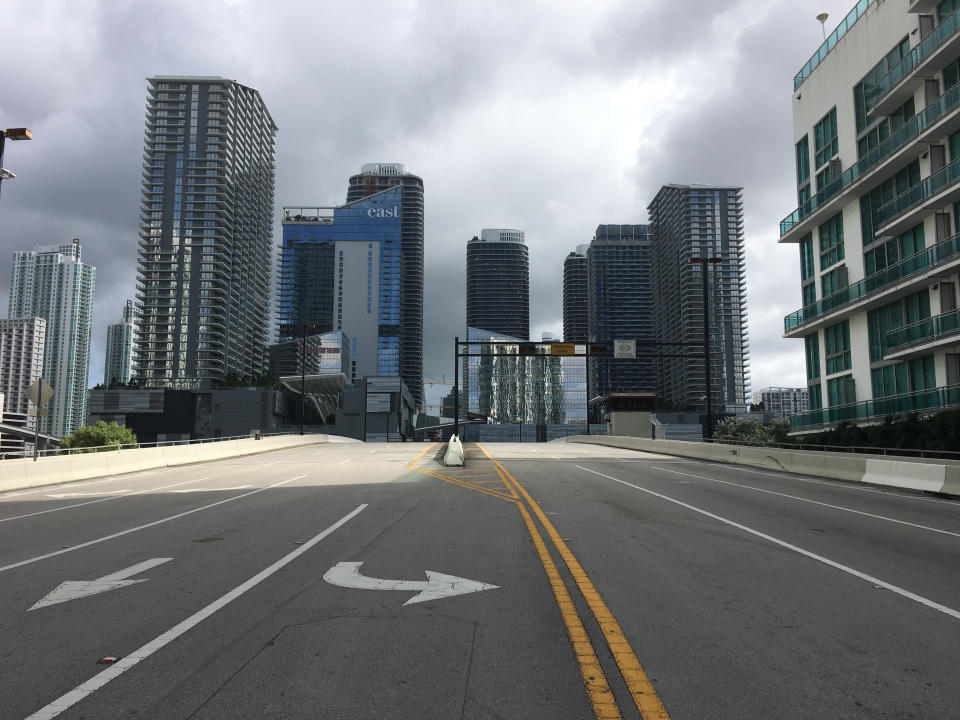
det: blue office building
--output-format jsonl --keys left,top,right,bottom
{"left": 279, "top": 187, "right": 402, "bottom": 382}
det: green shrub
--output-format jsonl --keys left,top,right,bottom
{"left": 60, "top": 421, "right": 138, "bottom": 453}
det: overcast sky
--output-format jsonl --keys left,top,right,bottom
{"left": 0, "top": 0, "right": 857, "bottom": 413}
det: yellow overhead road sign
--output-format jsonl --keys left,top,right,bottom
{"left": 550, "top": 343, "right": 575, "bottom": 356}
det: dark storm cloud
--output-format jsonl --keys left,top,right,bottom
{"left": 0, "top": 0, "right": 855, "bottom": 408}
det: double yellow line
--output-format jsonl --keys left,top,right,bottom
{"left": 475, "top": 444, "right": 671, "bottom": 720}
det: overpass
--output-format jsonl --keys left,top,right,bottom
{"left": 0, "top": 435, "right": 957, "bottom": 718}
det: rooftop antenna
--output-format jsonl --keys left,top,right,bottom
{"left": 816, "top": 13, "right": 829, "bottom": 41}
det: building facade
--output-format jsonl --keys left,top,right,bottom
{"left": 563, "top": 245, "right": 589, "bottom": 343}
{"left": 783, "top": 0, "right": 960, "bottom": 430}
{"left": 648, "top": 185, "right": 749, "bottom": 413}
{"left": 8, "top": 240, "right": 95, "bottom": 436}
{"left": 345, "top": 163, "right": 424, "bottom": 408}
{"left": 0, "top": 317, "right": 46, "bottom": 438}
{"left": 756, "top": 386, "right": 810, "bottom": 420}
{"left": 466, "top": 229, "right": 530, "bottom": 340}
{"left": 279, "top": 188, "right": 402, "bottom": 383}
{"left": 104, "top": 299, "right": 138, "bottom": 386}
{"left": 136, "top": 76, "right": 277, "bottom": 389}
{"left": 463, "top": 327, "right": 586, "bottom": 425}
{"left": 586, "top": 225, "right": 655, "bottom": 397}
{"left": 268, "top": 330, "right": 351, "bottom": 379}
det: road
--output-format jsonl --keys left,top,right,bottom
{"left": 0, "top": 439, "right": 957, "bottom": 719}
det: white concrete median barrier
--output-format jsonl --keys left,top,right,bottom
{"left": 444, "top": 436, "right": 465, "bottom": 467}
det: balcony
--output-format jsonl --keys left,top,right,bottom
{"left": 790, "top": 383, "right": 960, "bottom": 429}
{"left": 874, "top": 155, "right": 960, "bottom": 235}
{"left": 870, "top": 6, "right": 960, "bottom": 116}
{"left": 780, "top": 80, "right": 960, "bottom": 240}
{"left": 884, "top": 306, "right": 960, "bottom": 357}
{"left": 794, "top": 0, "right": 875, "bottom": 90}
{"left": 784, "top": 232, "right": 960, "bottom": 334}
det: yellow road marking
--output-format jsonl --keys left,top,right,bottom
{"left": 407, "top": 441, "right": 628, "bottom": 719}
{"left": 477, "top": 443, "right": 672, "bottom": 720}
{"left": 514, "top": 501, "right": 622, "bottom": 719}
{"left": 406, "top": 443, "right": 437, "bottom": 470}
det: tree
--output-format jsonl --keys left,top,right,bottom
{"left": 60, "top": 421, "right": 138, "bottom": 452}
{"left": 712, "top": 417, "right": 768, "bottom": 444}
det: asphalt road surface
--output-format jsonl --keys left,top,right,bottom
{"left": 1, "top": 439, "right": 958, "bottom": 719}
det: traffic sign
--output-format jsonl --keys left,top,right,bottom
{"left": 613, "top": 339, "right": 637, "bottom": 359}
{"left": 26, "top": 378, "right": 54, "bottom": 407}
{"left": 550, "top": 342, "right": 575, "bottom": 356}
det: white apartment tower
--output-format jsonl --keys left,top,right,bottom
{"left": 0, "top": 317, "right": 46, "bottom": 425}
{"left": 783, "top": 0, "right": 960, "bottom": 431}
{"left": 8, "top": 240, "right": 95, "bottom": 436}
{"left": 104, "top": 299, "right": 138, "bottom": 385}
{"left": 756, "top": 386, "right": 810, "bottom": 420}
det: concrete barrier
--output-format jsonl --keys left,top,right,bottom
{"left": 0, "top": 433, "right": 330, "bottom": 493}
{"left": 444, "top": 436, "right": 465, "bottom": 467}
{"left": 568, "top": 435, "right": 959, "bottom": 498}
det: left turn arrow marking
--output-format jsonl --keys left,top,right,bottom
{"left": 29, "top": 558, "right": 173, "bottom": 610}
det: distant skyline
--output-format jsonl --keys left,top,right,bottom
{"left": 0, "top": 0, "right": 859, "bottom": 413}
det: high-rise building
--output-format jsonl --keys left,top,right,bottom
{"left": 0, "top": 316, "right": 46, "bottom": 426}
{"left": 463, "top": 327, "right": 586, "bottom": 425}
{"left": 346, "top": 163, "right": 424, "bottom": 407}
{"left": 8, "top": 240, "right": 95, "bottom": 436}
{"left": 279, "top": 188, "right": 403, "bottom": 382}
{"left": 466, "top": 229, "right": 529, "bottom": 340}
{"left": 755, "top": 387, "right": 809, "bottom": 420}
{"left": 104, "top": 299, "right": 138, "bottom": 386}
{"left": 586, "top": 225, "right": 655, "bottom": 396}
{"left": 136, "top": 76, "right": 277, "bottom": 389}
{"left": 268, "top": 330, "right": 351, "bottom": 379}
{"left": 782, "top": 1, "right": 960, "bottom": 431}
{"left": 648, "top": 185, "right": 749, "bottom": 413}
{"left": 563, "top": 244, "right": 589, "bottom": 343}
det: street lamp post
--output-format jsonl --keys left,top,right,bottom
{"left": 299, "top": 323, "right": 315, "bottom": 435}
{"left": 0, "top": 127, "right": 33, "bottom": 202}
{"left": 689, "top": 256, "right": 722, "bottom": 440}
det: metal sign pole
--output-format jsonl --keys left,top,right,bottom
{"left": 453, "top": 336, "right": 459, "bottom": 438}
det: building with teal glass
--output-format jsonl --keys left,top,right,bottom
{"left": 782, "top": 0, "right": 960, "bottom": 430}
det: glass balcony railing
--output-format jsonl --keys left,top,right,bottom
{"left": 790, "top": 384, "right": 960, "bottom": 428}
{"left": 869, "top": 7, "right": 960, "bottom": 111}
{"left": 794, "top": 0, "right": 874, "bottom": 90}
{"left": 885, "top": 307, "right": 960, "bottom": 351}
{"left": 875, "top": 155, "right": 960, "bottom": 227}
{"left": 784, "top": 232, "right": 960, "bottom": 332}
{"left": 780, "top": 80, "right": 960, "bottom": 237}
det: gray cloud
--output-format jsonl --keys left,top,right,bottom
{"left": 0, "top": 0, "right": 855, "bottom": 412}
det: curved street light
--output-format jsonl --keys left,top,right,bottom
{"left": 0, "top": 127, "right": 33, "bottom": 201}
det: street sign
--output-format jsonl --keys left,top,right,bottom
{"left": 613, "top": 339, "right": 637, "bottom": 359}
{"left": 27, "top": 408, "right": 48, "bottom": 417}
{"left": 518, "top": 343, "right": 538, "bottom": 356}
{"left": 588, "top": 343, "right": 608, "bottom": 356}
{"left": 26, "top": 378, "right": 54, "bottom": 407}
{"left": 550, "top": 342, "right": 575, "bottom": 356}
{"left": 323, "top": 561, "right": 499, "bottom": 605}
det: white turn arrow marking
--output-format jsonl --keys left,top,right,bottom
{"left": 29, "top": 558, "right": 173, "bottom": 610}
{"left": 323, "top": 561, "right": 498, "bottom": 605}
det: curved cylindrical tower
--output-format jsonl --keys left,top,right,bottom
{"left": 466, "top": 229, "right": 529, "bottom": 340}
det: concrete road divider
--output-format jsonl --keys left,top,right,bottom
{"left": 0, "top": 434, "right": 333, "bottom": 493}
{"left": 567, "top": 435, "right": 959, "bottom": 498}
{"left": 444, "top": 436, "right": 465, "bottom": 467}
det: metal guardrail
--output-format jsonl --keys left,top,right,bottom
{"left": 27, "top": 431, "right": 302, "bottom": 459}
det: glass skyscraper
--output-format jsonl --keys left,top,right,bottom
{"left": 8, "top": 240, "right": 95, "bottom": 436}
{"left": 464, "top": 327, "right": 586, "bottom": 425}
{"left": 346, "top": 164, "right": 424, "bottom": 407}
{"left": 279, "top": 188, "right": 402, "bottom": 382}
{"left": 586, "top": 225, "right": 655, "bottom": 396}
{"left": 466, "top": 229, "right": 530, "bottom": 340}
{"left": 648, "top": 185, "right": 749, "bottom": 413}
{"left": 563, "top": 245, "right": 589, "bottom": 343}
{"left": 104, "top": 299, "right": 137, "bottom": 385}
{"left": 136, "top": 76, "right": 277, "bottom": 388}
